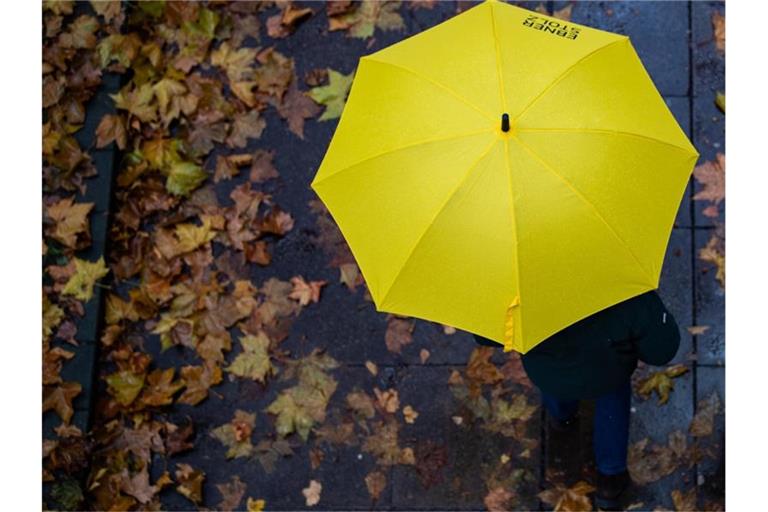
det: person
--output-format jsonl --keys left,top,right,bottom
{"left": 473, "top": 289, "right": 681, "bottom": 510}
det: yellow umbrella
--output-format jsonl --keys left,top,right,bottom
{"left": 310, "top": 0, "right": 698, "bottom": 354}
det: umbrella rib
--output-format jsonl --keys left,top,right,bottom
{"left": 378, "top": 138, "right": 500, "bottom": 308}
{"left": 517, "top": 127, "right": 696, "bottom": 155}
{"left": 364, "top": 57, "right": 495, "bottom": 122}
{"left": 312, "top": 128, "right": 495, "bottom": 187}
{"left": 513, "top": 38, "right": 627, "bottom": 122}
{"left": 489, "top": 1, "right": 508, "bottom": 111}
{"left": 513, "top": 136, "right": 656, "bottom": 286}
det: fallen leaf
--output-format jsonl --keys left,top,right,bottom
{"left": 365, "top": 470, "right": 387, "bottom": 501}
{"left": 43, "top": 381, "right": 82, "bottom": 423}
{"left": 699, "top": 228, "right": 725, "bottom": 288}
{"left": 227, "top": 332, "right": 276, "bottom": 383}
{"left": 485, "top": 487, "right": 514, "bottom": 512}
{"left": 247, "top": 497, "right": 266, "bottom": 512}
{"left": 211, "top": 410, "right": 257, "bottom": 459}
{"left": 672, "top": 487, "right": 697, "bottom": 511}
{"left": 402, "top": 405, "right": 419, "bottom": 424}
{"left": 553, "top": 4, "right": 573, "bottom": 21}
{"left": 385, "top": 316, "right": 414, "bottom": 354}
{"left": 175, "top": 463, "right": 205, "bottom": 505}
{"left": 689, "top": 391, "right": 721, "bottom": 437}
{"left": 538, "top": 481, "right": 595, "bottom": 512}
{"left": 687, "top": 325, "right": 710, "bottom": 336}
{"left": 374, "top": 387, "right": 400, "bottom": 414}
{"left": 308, "top": 68, "right": 354, "bottom": 120}
{"left": 365, "top": 360, "right": 378, "bottom": 376}
{"left": 216, "top": 475, "right": 247, "bottom": 511}
{"left": 712, "top": 11, "right": 724, "bottom": 53}
{"left": 715, "top": 91, "right": 725, "bottom": 113}
{"left": 636, "top": 364, "right": 689, "bottom": 405}
{"left": 95, "top": 114, "right": 127, "bottom": 149}
{"left": 419, "top": 349, "right": 430, "bottom": 363}
{"left": 328, "top": 0, "right": 405, "bottom": 39}
{"left": 61, "top": 257, "right": 109, "bottom": 302}
{"left": 289, "top": 276, "right": 327, "bottom": 306}
{"left": 693, "top": 154, "right": 725, "bottom": 213}
{"left": 249, "top": 149, "right": 279, "bottom": 182}
{"left": 45, "top": 197, "right": 93, "bottom": 249}
{"left": 275, "top": 81, "right": 321, "bottom": 139}
{"left": 302, "top": 480, "right": 322, "bottom": 507}
{"left": 166, "top": 161, "right": 208, "bottom": 197}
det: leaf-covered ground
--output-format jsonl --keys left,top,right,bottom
{"left": 42, "top": 1, "right": 725, "bottom": 511}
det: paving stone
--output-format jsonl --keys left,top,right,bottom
{"left": 627, "top": 367, "right": 696, "bottom": 510}
{"left": 659, "top": 228, "right": 693, "bottom": 365}
{"left": 692, "top": 2, "right": 725, "bottom": 98}
{"left": 665, "top": 97, "right": 693, "bottom": 228}
{"left": 155, "top": 366, "right": 391, "bottom": 511}
{"left": 693, "top": 228, "right": 725, "bottom": 365}
{"left": 565, "top": 1, "right": 690, "bottom": 96}
{"left": 392, "top": 366, "right": 541, "bottom": 511}
{"left": 692, "top": 94, "right": 725, "bottom": 227}
{"left": 695, "top": 366, "right": 725, "bottom": 507}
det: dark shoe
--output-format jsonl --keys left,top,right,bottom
{"left": 594, "top": 469, "right": 630, "bottom": 511}
{"left": 547, "top": 411, "right": 578, "bottom": 433}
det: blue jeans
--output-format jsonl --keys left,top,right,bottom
{"left": 541, "top": 380, "right": 631, "bottom": 475}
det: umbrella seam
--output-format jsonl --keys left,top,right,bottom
{"left": 378, "top": 138, "right": 500, "bottom": 308}
{"left": 489, "top": 1, "right": 508, "bottom": 112}
{"left": 513, "top": 38, "right": 627, "bottom": 122}
{"left": 517, "top": 127, "right": 697, "bottom": 155}
{"left": 513, "top": 136, "right": 656, "bottom": 287}
{"left": 363, "top": 57, "right": 495, "bottom": 122}
{"left": 312, "top": 128, "right": 495, "bottom": 187}
{"left": 502, "top": 139, "right": 523, "bottom": 350}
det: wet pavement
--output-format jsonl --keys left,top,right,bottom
{"left": 51, "top": 1, "right": 725, "bottom": 510}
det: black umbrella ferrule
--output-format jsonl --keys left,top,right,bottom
{"left": 501, "top": 113, "right": 510, "bottom": 132}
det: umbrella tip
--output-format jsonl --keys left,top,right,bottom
{"left": 501, "top": 113, "right": 510, "bottom": 132}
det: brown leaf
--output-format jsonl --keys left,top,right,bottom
{"left": 385, "top": 316, "right": 414, "bottom": 354}
{"left": 373, "top": 387, "right": 400, "bottom": 414}
{"left": 687, "top": 325, "right": 710, "bottom": 336}
{"left": 538, "top": 481, "right": 595, "bottom": 512}
{"left": 689, "top": 391, "right": 721, "bottom": 437}
{"left": 485, "top": 487, "right": 514, "bottom": 512}
{"left": 628, "top": 437, "right": 680, "bottom": 485}
{"left": 712, "top": 11, "right": 725, "bottom": 53}
{"left": 175, "top": 463, "right": 205, "bottom": 505}
{"left": 672, "top": 487, "right": 697, "bottom": 511}
{"left": 95, "top": 114, "right": 127, "bottom": 149}
{"left": 466, "top": 346, "right": 503, "bottom": 387}
{"left": 165, "top": 421, "right": 195, "bottom": 456}
{"left": 249, "top": 149, "right": 279, "bottom": 183}
{"left": 226, "top": 110, "right": 266, "bottom": 148}
{"left": 45, "top": 197, "right": 94, "bottom": 249}
{"left": 177, "top": 362, "right": 223, "bottom": 405}
{"left": 289, "top": 276, "right": 327, "bottom": 306}
{"left": 693, "top": 153, "right": 725, "bottom": 214}
{"left": 275, "top": 81, "right": 321, "bottom": 138}
{"left": 365, "top": 470, "right": 387, "bottom": 502}
{"left": 302, "top": 479, "right": 322, "bottom": 507}
{"left": 216, "top": 475, "right": 247, "bottom": 511}
{"left": 43, "top": 381, "right": 82, "bottom": 423}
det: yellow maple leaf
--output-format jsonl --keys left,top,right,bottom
{"left": 61, "top": 257, "right": 109, "bottom": 301}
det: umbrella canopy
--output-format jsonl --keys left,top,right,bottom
{"left": 310, "top": 0, "right": 698, "bottom": 354}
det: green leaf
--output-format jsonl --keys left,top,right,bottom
{"left": 226, "top": 332, "right": 276, "bottom": 383}
{"left": 308, "top": 69, "right": 355, "bottom": 121}
{"left": 166, "top": 162, "right": 207, "bottom": 197}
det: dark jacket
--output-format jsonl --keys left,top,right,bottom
{"left": 473, "top": 290, "right": 681, "bottom": 401}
